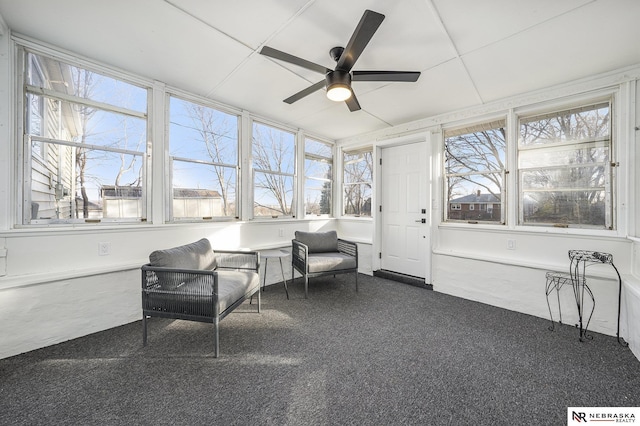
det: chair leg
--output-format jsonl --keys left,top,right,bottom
{"left": 304, "top": 275, "right": 309, "bottom": 299}
{"left": 279, "top": 258, "right": 289, "bottom": 300}
{"left": 142, "top": 314, "right": 148, "bottom": 346}
{"left": 257, "top": 287, "right": 261, "bottom": 313}
{"left": 214, "top": 317, "right": 219, "bottom": 358}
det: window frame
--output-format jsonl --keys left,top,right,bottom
{"left": 166, "top": 93, "right": 240, "bottom": 222}
{"left": 443, "top": 118, "right": 507, "bottom": 225}
{"left": 342, "top": 147, "right": 373, "bottom": 218}
{"left": 251, "top": 120, "right": 297, "bottom": 219}
{"left": 17, "top": 44, "right": 151, "bottom": 226}
{"left": 303, "top": 137, "right": 334, "bottom": 218}
{"left": 516, "top": 98, "right": 615, "bottom": 230}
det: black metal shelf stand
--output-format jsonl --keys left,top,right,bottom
{"left": 546, "top": 250, "right": 627, "bottom": 346}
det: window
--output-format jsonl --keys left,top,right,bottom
{"left": 518, "top": 101, "right": 613, "bottom": 229}
{"left": 343, "top": 148, "right": 372, "bottom": 217}
{"left": 168, "top": 96, "right": 239, "bottom": 220}
{"left": 20, "top": 49, "right": 149, "bottom": 224}
{"left": 252, "top": 122, "right": 295, "bottom": 218}
{"left": 444, "top": 120, "right": 506, "bottom": 223}
{"left": 304, "top": 138, "right": 333, "bottom": 216}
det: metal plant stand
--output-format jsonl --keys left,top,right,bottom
{"left": 546, "top": 250, "right": 627, "bottom": 346}
{"left": 545, "top": 271, "right": 572, "bottom": 330}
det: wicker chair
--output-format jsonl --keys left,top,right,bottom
{"left": 291, "top": 230, "right": 358, "bottom": 298}
{"left": 141, "top": 238, "right": 260, "bottom": 357}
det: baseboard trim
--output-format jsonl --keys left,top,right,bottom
{"left": 374, "top": 269, "right": 432, "bottom": 290}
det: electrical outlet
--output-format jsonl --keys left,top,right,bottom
{"left": 507, "top": 239, "right": 516, "bottom": 250}
{"left": 278, "top": 228, "right": 284, "bottom": 237}
{"left": 98, "top": 242, "right": 111, "bottom": 256}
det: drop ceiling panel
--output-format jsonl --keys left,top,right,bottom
{"left": 0, "top": 0, "right": 252, "bottom": 97}
{"left": 211, "top": 54, "right": 330, "bottom": 123}
{"left": 1, "top": 0, "right": 640, "bottom": 141}
{"left": 294, "top": 105, "right": 391, "bottom": 140}
{"left": 166, "top": 0, "right": 311, "bottom": 49}
{"left": 463, "top": 0, "right": 640, "bottom": 103}
{"left": 264, "top": 0, "right": 455, "bottom": 80}
{"left": 433, "top": 0, "right": 594, "bottom": 55}
{"left": 359, "top": 59, "right": 482, "bottom": 125}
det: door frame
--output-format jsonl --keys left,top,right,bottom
{"left": 373, "top": 132, "right": 433, "bottom": 284}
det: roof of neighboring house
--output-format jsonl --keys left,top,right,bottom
{"left": 173, "top": 188, "right": 222, "bottom": 198}
{"left": 450, "top": 193, "right": 500, "bottom": 203}
{"left": 100, "top": 185, "right": 142, "bottom": 198}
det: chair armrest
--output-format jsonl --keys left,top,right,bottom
{"left": 213, "top": 250, "right": 260, "bottom": 273}
{"left": 141, "top": 264, "right": 218, "bottom": 294}
{"left": 337, "top": 239, "right": 358, "bottom": 263}
{"left": 292, "top": 239, "right": 309, "bottom": 272}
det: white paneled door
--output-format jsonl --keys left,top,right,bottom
{"left": 380, "top": 142, "right": 430, "bottom": 280}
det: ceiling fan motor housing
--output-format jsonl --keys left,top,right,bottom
{"left": 326, "top": 70, "right": 352, "bottom": 101}
{"left": 326, "top": 70, "right": 351, "bottom": 88}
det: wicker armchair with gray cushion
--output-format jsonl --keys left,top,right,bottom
{"left": 291, "top": 230, "right": 358, "bottom": 298}
{"left": 141, "top": 238, "right": 260, "bottom": 357}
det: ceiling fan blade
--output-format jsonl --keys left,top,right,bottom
{"left": 336, "top": 10, "right": 385, "bottom": 72}
{"left": 345, "top": 92, "right": 361, "bottom": 112}
{"left": 283, "top": 80, "right": 326, "bottom": 104}
{"left": 260, "top": 46, "right": 331, "bottom": 75}
{"left": 352, "top": 71, "right": 421, "bottom": 82}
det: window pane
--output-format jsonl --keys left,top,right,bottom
{"left": 169, "top": 97, "right": 238, "bottom": 164}
{"left": 519, "top": 144, "right": 608, "bottom": 169}
{"left": 446, "top": 174, "right": 502, "bottom": 222}
{"left": 445, "top": 126, "right": 506, "bottom": 174}
{"left": 29, "top": 141, "right": 144, "bottom": 221}
{"left": 252, "top": 122, "right": 295, "bottom": 174}
{"left": 304, "top": 138, "right": 332, "bottom": 217}
{"left": 305, "top": 178, "right": 331, "bottom": 215}
{"left": 518, "top": 102, "right": 612, "bottom": 228}
{"left": 305, "top": 139, "right": 332, "bottom": 158}
{"left": 168, "top": 96, "right": 239, "bottom": 220}
{"left": 27, "top": 52, "right": 147, "bottom": 113}
{"left": 344, "top": 183, "right": 371, "bottom": 217}
{"left": 305, "top": 158, "right": 332, "bottom": 179}
{"left": 172, "top": 160, "right": 236, "bottom": 218}
{"left": 521, "top": 166, "right": 606, "bottom": 191}
{"left": 520, "top": 103, "right": 610, "bottom": 147}
{"left": 343, "top": 149, "right": 372, "bottom": 217}
{"left": 444, "top": 121, "right": 506, "bottom": 223}
{"left": 344, "top": 151, "right": 372, "bottom": 184}
{"left": 522, "top": 190, "right": 606, "bottom": 226}
{"left": 254, "top": 172, "right": 294, "bottom": 217}
{"left": 23, "top": 49, "right": 150, "bottom": 224}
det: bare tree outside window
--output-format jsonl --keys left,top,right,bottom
{"left": 304, "top": 138, "right": 333, "bottom": 216}
{"left": 24, "top": 50, "right": 148, "bottom": 223}
{"left": 444, "top": 121, "right": 506, "bottom": 223}
{"left": 518, "top": 102, "right": 612, "bottom": 228}
{"left": 252, "top": 122, "right": 295, "bottom": 217}
{"left": 169, "top": 96, "right": 238, "bottom": 219}
{"left": 343, "top": 149, "right": 372, "bottom": 217}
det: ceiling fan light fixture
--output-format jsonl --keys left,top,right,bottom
{"left": 326, "top": 71, "right": 352, "bottom": 102}
{"left": 327, "top": 85, "right": 351, "bottom": 102}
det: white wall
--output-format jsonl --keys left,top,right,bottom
{"left": 0, "top": 219, "right": 344, "bottom": 359}
{"left": 338, "top": 66, "right": 640, "bottom": 361}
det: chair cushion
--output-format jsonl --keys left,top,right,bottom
{"left": 295, "top": 230, "right": 338, "bottom": 253}
{"left": 307, "top": 253, "right": 357, "bottom": 273}
{"left": 148, "top": 238, "right": 216, "bottom": 270}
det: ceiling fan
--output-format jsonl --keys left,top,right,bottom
{"left": 259, "top": 9, "right": 421, "bottom": 112}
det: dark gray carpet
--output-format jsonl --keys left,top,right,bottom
{"left": 1, "top": 274, "right": 638, "bottom": 426}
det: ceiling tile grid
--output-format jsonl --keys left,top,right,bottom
{"left": 0, "top": 0, "right": 638, "bottom": 140}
